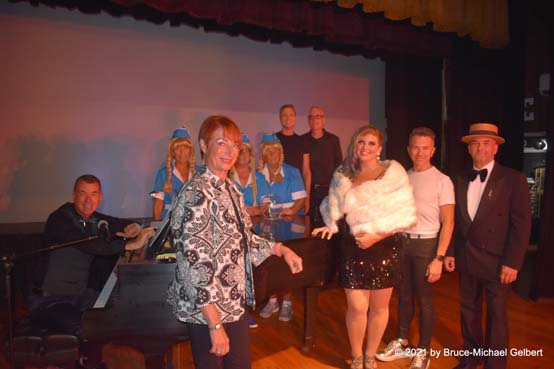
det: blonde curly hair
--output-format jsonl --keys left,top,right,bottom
{"left": 259, "top": 141, "right": 284, "bottom": 183}
{"left": 163, "top": 137, "right": 195, "bottom": 193}
{"left": 230, "top": 142, "right": 258, "bottom": 206}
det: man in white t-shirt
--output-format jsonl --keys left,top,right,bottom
{"left": 377, "top": 127, "right": 455, "bottom": 369}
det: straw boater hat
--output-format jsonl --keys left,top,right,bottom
{"left": 461, "top": 123, "right": 505, "bottom": 144}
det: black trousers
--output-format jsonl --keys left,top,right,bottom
{"left": 397, "top": 237, "right": 437, "bottom": 349}
{"left": 29, "top": 288, "right": 99, "bottom": 336}
{"left": 309, "top": 185, "right": 329, "bottom": 222}
{"left": 459, "top": 271, "right": 510, "bottom": 369}
{"left": 188, "top": 316, "right": 251, "bottom": 369}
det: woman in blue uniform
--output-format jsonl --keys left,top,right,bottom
{"left": 231, "top": 132, "right": 268, "bottom": 217}
{"left": 152, "top": 127, "right": 196, "bottom": 220}
{"left": 257, "top": 133, "right": 307, "bottom": 322}
{"left": 257, "top": 133, "right": 307, "bottom": 217}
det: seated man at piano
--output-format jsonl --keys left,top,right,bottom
{"left": 30, "top": 174, "right": 154, "bottom": 336}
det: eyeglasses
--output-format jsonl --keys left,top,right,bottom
{"left": 308, "top": 114, "right": 325, "bottom": 120}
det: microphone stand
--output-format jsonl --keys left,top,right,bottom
{"left": 1, "top": 235, "right": 101, "bottom": 369}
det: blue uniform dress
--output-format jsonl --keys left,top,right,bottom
{"left": 258, "top": 163, "right": 307, "bottom": 214}
{"left": 152, "top": 162, "right": 198, "bottom": 219}
{"left": 232, "top": 170, "right": 268, "bottom": 206}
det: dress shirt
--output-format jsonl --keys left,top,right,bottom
{"left": 467, "top": 161, "right": 495, "bottom": 220}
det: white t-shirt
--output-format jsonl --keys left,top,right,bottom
{"left": 406, "top": 166, "right": 455, "bottom": 235}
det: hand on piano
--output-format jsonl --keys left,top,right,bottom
{"left": 116, "top": 222, "right": 142, "bottom": 238}
{"left": 312, "top": 226, "right": 333, "bottom": 240}
{"left": 124, "top": 227, "right": 155, "bottom": 251}
{"left": 279, "top": 245, "right": 303, "bottom": 274}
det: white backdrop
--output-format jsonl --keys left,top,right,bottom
{"left": 0, "top": 2, "right": 385, "bottom": 222}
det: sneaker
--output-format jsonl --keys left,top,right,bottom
{"left": 409, "top": 352, "right": 430, "bottom": 369}
{"left": 278, "top": 301, "right": 293, "bottom": 322}
{"left": 259, "top": 299, "right": 279, "bottom": 318}
{"left": 247, "top": 314, "right": 258, "bottom": 328}
{"left": 376, "top": 338, "right": 412, "bottom": 362}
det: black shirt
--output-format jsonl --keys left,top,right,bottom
{"left": 41, "top": 202, "right": 131, "bottom": 297}
{"left": 302, "top": 129, "right": 343, "bottom": 186}
{"left": 276, "top": 131, "right": 306, "bottom": 171}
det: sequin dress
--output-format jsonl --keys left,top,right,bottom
{"left": 338, "top": 218, "right": 402, "bottom": 290}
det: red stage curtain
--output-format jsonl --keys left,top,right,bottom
{"left": 106, "top": 0, "right": 454, "bottom": 57}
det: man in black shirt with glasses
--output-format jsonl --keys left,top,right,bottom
{"left": 302, "top": 106, "right": 342, "bottom": 222}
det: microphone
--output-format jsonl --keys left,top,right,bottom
{"left": 97, "top": 220, "right": 112, "bottom": 243}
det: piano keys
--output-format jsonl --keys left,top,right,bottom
{"left": 81, "top": 218, "right": 187, "bottom": 368}
{"left": 82, "top": 214, "right": 338, "bottom": 367}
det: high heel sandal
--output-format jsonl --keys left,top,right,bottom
{"left": 364, "top": 354, "right": 378, "bottom": 369}
{"left": 350, "top": 355, "right": 363, "bottom": 369}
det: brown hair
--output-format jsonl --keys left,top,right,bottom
{"left": 341, "top": 125, "right": 384, "bottom": 179}
{"left": 409, "top": 126, "right": 436, "bottom": 142}
{"left": 279, "top": 104, "right": 296, "bottom": 116}
{"left": 73, "top": 174, "right": 101, "bottom": 192}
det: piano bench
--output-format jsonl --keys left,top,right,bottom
{"left": 102, "top": 343, "right": 146, "bottom": 369}
{"left": 11, "top": 334, "right": 79, "bottom": 369}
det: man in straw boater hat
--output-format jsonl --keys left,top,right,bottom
{"left": 444, "top": 123, "right": 531, "bottom": 369}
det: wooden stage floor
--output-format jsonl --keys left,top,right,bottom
{"left": 2, "top": 271, "right": 553, "bottom": 369}
{"left": 170, "top": 271, "right": 554, "bottom": 369}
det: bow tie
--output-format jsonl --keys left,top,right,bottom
{"left": 469, "top": 168, "right": 488, "bottom": 182}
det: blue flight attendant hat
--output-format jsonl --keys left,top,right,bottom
{"left": 260, "top": 133, "right": 281, "bottom": 144}
{"left": 242, "top": 132, "right": 251, "bottom": 145}
{"left": 171, "top": 127, "right": 191, "bottom": 139}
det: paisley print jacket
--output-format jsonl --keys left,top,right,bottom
{"left": 167, "top": 167, "right": 275, "bottom": 324}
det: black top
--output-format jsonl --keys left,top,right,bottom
{"left": 276, "top": 131, "right": 306, "bottom": 171}
{"left": 302, "top": 129, "right": 343, "bottom": 186}
{"left": 41, "top": 202, "right": 131, "bottom": 297}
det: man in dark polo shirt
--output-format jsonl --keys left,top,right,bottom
{"left": 275, "top": 104, "right": 312, "bottom": 212}
{"left": 302, "top": 106, "right": 342, "bottom": 222}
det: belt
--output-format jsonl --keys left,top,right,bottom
{"left": 313, "top": 183, "right": 330, "bottom": 190}
{"left": 402, "top": 233, "right": 438, "bottom": 239}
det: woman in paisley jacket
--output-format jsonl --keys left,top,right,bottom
{"left": 167, "top": 115, "right": 303, "bottom": 369}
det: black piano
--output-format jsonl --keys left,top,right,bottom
{"left": 2, "top": 215, "right": 338, "bottom": 368}
{"left": 80, "top": 219, "right": 188, "bottom": 368}
{"left": 251, "top": 216, "right": 338, "bottom": 351}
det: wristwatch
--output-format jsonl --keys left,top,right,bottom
{"left": 435, "top": 255, "right": 445, "bottom": 262}
{"left": 209, "top": 322, "right": 222, "bottom": 331}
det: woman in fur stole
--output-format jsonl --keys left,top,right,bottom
{"left": 312, "top": 125, "right": 416, "bottom": 369}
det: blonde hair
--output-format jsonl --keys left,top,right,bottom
{"left": 341, "top": 125, "right": 384, "bottom": 180}
{"left": 163, "top": 137, "right": 195, "bottom": 193}
{"left": 231, "top": 143, "right": 259, "bottom": 206}
{"left": 259, "top": 142, "right": 284, "bottom": 183}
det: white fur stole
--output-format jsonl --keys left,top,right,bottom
{"left": 320, "top": 160, "right": 416, "bottom": 235}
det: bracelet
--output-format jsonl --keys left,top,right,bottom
{"left": 209, "top": 322, "right": 222, "bottom": 331}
